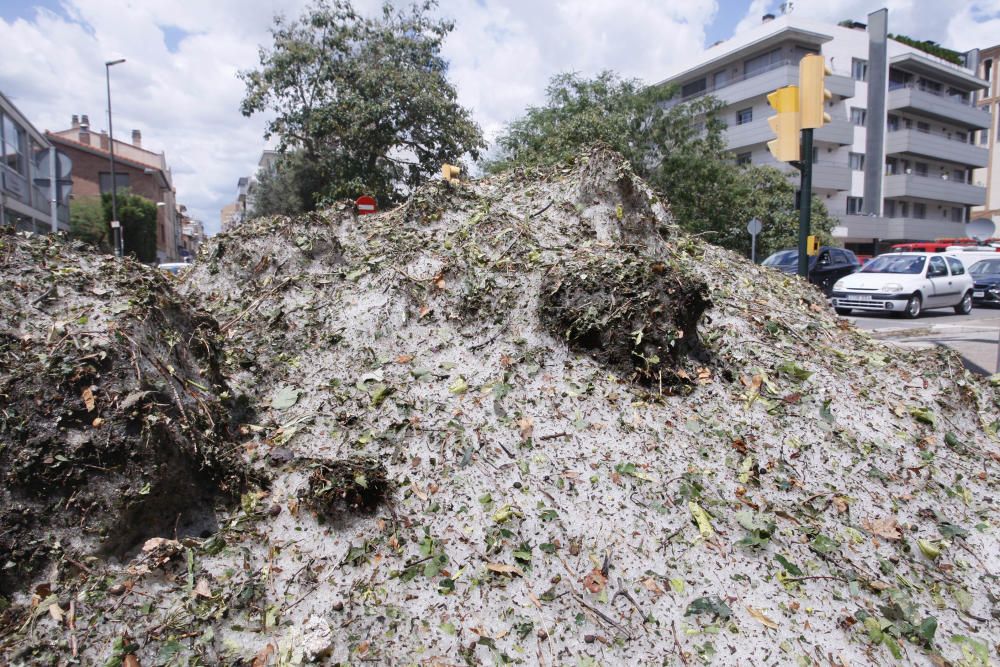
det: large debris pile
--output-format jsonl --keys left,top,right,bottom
{"left": 0, "top": 230, "right": 249, "bottom": 603}
{"left": 2, "top": 147, "right": 998, "bottom": 665}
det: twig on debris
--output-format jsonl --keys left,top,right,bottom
{"left": 671, "top": 620, "right": 688, "bottom": 666}
{"left": 573, "top": 594, "right": 632, "bottom": 640}
{"left": 220, "top": 277, "right": 293, "bottom": 332}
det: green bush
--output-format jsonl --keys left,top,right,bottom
{"left": 102, "top": 192, "right": 158, "bottom": 263}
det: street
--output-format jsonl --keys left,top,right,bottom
{"left": 846, "top": 305, "right": 1000, "bottom": 375}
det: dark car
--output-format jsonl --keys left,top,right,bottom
{"left": 969, "top": 258, "right": 1000, "bottom": 306}
{"left": 762, "top": 246, "right": 861, "bottom": 294}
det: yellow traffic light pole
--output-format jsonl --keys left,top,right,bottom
{"left": 766, "top": 55, "right": 832, "bottom": 279}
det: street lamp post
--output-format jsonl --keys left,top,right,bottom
{"left": 105, "top": 58, "right": 126, "bottom": 258}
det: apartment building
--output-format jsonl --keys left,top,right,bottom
{"left": 657, "top": 10, "right": 989, "bottom": 254}
{"left": 47, "top": 115, "right": 181, "bottom": 262}
{"left": 973, "top": 44, "right": 1000, "bottom": 226}
{"left": 0, "top": 90, "right": 71, "bottom": 233}
{"left": 222, "top": 150, "right": 279, "bottom": 231}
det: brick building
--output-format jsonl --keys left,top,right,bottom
{"left": 47, "top": 115, "right": 181, "bottom": 261}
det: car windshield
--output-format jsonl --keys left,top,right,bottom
{"left": 861, "top": 255, "right": 926, "bottom": 274}
{"left": 763, "top": 250, "right": 798, "bottom": 266}
{"left": 970, "top": 259, "right": 1000, "bottom": 276}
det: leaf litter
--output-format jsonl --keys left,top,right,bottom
{"left": 1, "top": 145, "right": 998, "bottom": 665}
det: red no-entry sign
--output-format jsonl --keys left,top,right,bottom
{"left": 356, "top": 195, "right": 377, "bottom": 215}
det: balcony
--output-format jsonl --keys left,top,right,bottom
{"left": 884, "top": 128, "right": 988, "bottom": 168}
{"left": 665, "top": 60, "right": 855, "bottom": 109}
{"left": 725, "top": 116, "right": 853, "bottom": 150}
{"left": 886, "top": 84, "right": 990, "bottom": 129}
{"left": 814, "top": 118, "right": 854, "bottom": 145}
{"left": 812, "top": 163, "right": 851, "bottom": 191}
{"left": 883, "top": 173, "right": 985, "bottom": 206}
{"left": 838, "top": 214, "right": 968, "bottom": 241}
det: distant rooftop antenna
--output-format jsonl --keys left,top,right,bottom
{"left": 780, "top": 2, "right": 794, "bottom": 14}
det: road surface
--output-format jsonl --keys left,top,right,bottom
{"left": 844, "top": 305, "right": 1000, "bottom": 375}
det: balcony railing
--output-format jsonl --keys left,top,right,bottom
{"left": 886, "top": 124, "right": 976, "bottom": 145}
{"left": 888, "top": 81, "right": 976, "bottom": 107}
{"left": 663, "top": 59, "right": 851, "bottom": 109}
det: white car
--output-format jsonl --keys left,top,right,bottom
{"left": 829, "top": 252, "right": 973, "bottom": 318}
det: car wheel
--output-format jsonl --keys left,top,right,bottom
{"left": 835, "top": 307, "right": 852, "bottom": 316}
{"left": 903, "top": 293, "right": 922, "bottom": 319}
{"left": 954, "top": 291, "right": 972, "bottom": 315}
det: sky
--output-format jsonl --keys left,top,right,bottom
{"left": 2, "top": 0, "right": 998, "bottom": 235}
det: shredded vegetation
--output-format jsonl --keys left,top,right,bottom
{"left": 1, "top": 146, "right": 998, "bottom": 666}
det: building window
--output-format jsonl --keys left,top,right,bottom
{"left": 1, "top": 113, "right": 27, "bottom": 176}
{"left": 914, "top": 162, "right": 928, "bottom": 177}
{"left": 736, "top": 152, "right": 752, "bottom": 166}
{"left": 849, "top": 153, "right": 865, "bottom": 171}
{"left": 736, "top": 108, "right": 753, "bottom": 125}
{"left": 952, "top": 168, "right": 966, "bottom": 183}
{"left": 713, "top": 70, "right": 731, "bottom": 90}
{"left": 913, "top": 203, "right": 926, "bottom": 219}
{"left": 952, "top": 207, "right": 965, "bottom": 222}
{"left": 852, "top": 58, "right": 868, "bottom": 82}
{"left": 916, "top": 121, "right": 930, "bottom": 133}
{"left": 887, "top": 114, "right": 900, "bottom": 131}
{"left": 98, "top": 172, "right": 130, "bottom": 194}
{"left": 681, "top": 78, "right": 706, "bottom": 98}
{"left": 846, "top": 197, "right": 864, "bottom": 215}
{"left": 744, "top": 48, "right": 783, "bottom": 77}
{"left": 884, "top": 200, "right": 896, "bottom": 217}
{"left": 850, "top": 107, "right": 867, "bottom": 126}
{"left": 899, "top": 201, "right": 909, "bottom": 217}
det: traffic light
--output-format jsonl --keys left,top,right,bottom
{"left": 799, "top": 54, "right": 832, "bottom": 129}
{"left": 807, "top": 235, "right": 820, "bottom": 256}
{"left": 766, "top": 86, "right": 801, "bottom": 162}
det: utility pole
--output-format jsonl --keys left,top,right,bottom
{"left": 105, "top": 58, "right": 126, "bottom": 258}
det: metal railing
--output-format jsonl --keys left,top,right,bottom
{"left": 887, "top": 81, "right": 983, "bottom": 109}
{"left": 663, "top": 59, "right": 849, "bottom": 108}
{"left": 884, "top": 170, "right": 975, "bottom": 185}
{"left": 886, "top": 123, "right": 978, "bottom": 144}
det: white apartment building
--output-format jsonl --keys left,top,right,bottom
{"left": 657, "top": 9, "right": 989, "bottom": 254}
{"left": 973, "top": 43, "right": 1000, "bottom": 226}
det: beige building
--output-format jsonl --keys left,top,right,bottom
{"left": 973, "top": 44, "right": 1000, "bottom": 227}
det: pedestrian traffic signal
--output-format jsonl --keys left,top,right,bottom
{"left": 807, "top": 235, "right": 820, "bottom": 256}
{"left": 766, "top": 86, "right": 801, "bottom": 162}
{"left": 799, "top": 54, "right": 832, "bottom": 129}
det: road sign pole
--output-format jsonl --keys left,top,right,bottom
{"left": 797, "top": 128, "right": 813, "bottom": 278}
{"left": 751, "top": 232, "right": 757, "bottom": 264}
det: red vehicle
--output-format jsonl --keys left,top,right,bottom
{"left": 889, "top": 239, "right": 1000, "bottom": 253}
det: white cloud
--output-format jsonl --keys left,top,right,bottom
{"left": 730, "top": 0, "right": 998, "bottom": 49}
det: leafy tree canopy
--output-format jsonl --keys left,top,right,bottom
{"left": 240, "top": 0, "right": 485, "bottom": 210}
{"left": 69, "top": 196, "right": 109, "bottom": 250}
{"left": 487, "top": 70, "right": 835, "bottom": 258}
{"left": 104, "top": 192, "right": 158, "bottom": 263}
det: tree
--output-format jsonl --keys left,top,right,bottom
{"left": 488, "top": 70, "right": 835, "bottom": 258}
{"left": 102, "top": 192, "right": 158, "bottom": 263}
{"left": 240, "top": 0, "right": 485, "bottom": 210}
{"left": 69, "top": 196, "right": 109, "bottom": 249}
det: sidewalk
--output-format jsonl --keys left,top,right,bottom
{"left": 865, "top": 321, "right": 1000, "bottom": 375}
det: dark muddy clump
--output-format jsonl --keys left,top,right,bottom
{"left": 0, "top": 229, "right": 250, "bottom": 595}
{"left": 302, "top": 457, "right": 392, "bottom": 518}
{"left": 540, "top": 249, "right": 710, "bottom": 387}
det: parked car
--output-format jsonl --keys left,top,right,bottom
{"left": 157, "top": 262, "right": 191, "bottom": 276}
{"left": 829, "top": 252, "right": 973, "bottom": 318}
{"left": 762, "top": 246, "right": 860, "bottom": 294}
{"left": 969, "top": 257, "right": 1000, "bottom": 306}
